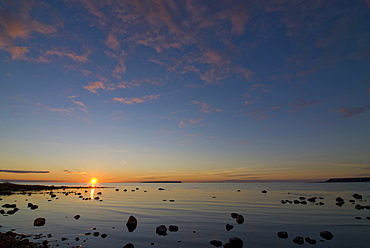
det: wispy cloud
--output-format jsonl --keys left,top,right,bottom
{"left": 64, "top": 170, "right": 86, "bottom": 174}
{"left": 0, "top": 170, "right": 51, "bottom": 174}
{"left": 39, "top": 49, "right": 92, "bottom": 63}
{"left": 83, "top": 81, "right": 106, "bottom": 94}
{"left": 192, "top": 101, "right": 223, "bottom": 113}
{"left": 113, "top": 94, "right": 161, "bottom": 104}
{"left": 338, "top": 105, "right": 370, "bottom": 118}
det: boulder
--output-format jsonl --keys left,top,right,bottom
{"left": 126, "top": 215, "right": 137, "bottom": 232}
{"left": 319, "top": 231, "right": 334, "bottom": 240}
{"left": 210, "top": 240, "right": 223, "bottom": 247}
{"left": 34, "top": 218, "right": 46, "bottom": 226}
{"left": 305, "top": 237, "right": 317, "bottom": 245}
{"left": 277, "top": 231, "right": 288, "bottom": 239}
{"left": 231, "top": 213, "right": 238, "bottom": 218}
{"left": 293, "top": 236, "right": 304, "bottom": 245}
{"left": 156, "top": 225, "right": 167, "bottom": 236}
{"left": 226, "top": 224, "right": 234, "bottom": 231}
{"left": 169, "top": 225, "right": 178, "bottom": 232}
{"left": 236, "top": 214, "right": 244, "bottom": 224}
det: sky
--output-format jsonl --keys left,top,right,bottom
{"left": 0, "top": 0, "right": 369, "bottom": 183}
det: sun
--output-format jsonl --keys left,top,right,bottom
{"left": 90, "top": 178, "right": 98, "bottom": 185}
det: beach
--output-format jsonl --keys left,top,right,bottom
{"left": 1, "top": 182, "right": 370, "bottom": 247}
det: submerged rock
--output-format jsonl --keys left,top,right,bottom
{"left": 33, "top": 217, "right": 46, "bottom": 226}
{"left": 126, "top": 215, "right": 137, "bottom": 232}
{"left": 319, "top": 231, "right": 334, "bottom": 240}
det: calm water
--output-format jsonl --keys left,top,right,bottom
{"left": 1, "top": 182, "right": 370, "bottom": 247}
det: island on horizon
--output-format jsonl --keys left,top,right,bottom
{"left": 140, "top": 181, "right": 182, "bottom": 183}
{"left": 324, "top": 177, "right": 370, "bottom": 183}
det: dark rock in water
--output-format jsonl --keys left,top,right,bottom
{"left": 281, "top": 200, "right": 287, "bottom": 204}
{"left": 307, "top": 197, "right": 316, "bottom": 202}
{"left": 75, "top": 237, "right": 80, "bottom": 241}
{"left": 101, "top": 233, "right": 107, "bottom": 238}
{"left": 0, "top": 209, "right": 5, "bottom": 214}
{"left": 336, "top": 197, "right": 344, "bottom": 202}
{"left": 355, "top": 204, "right": 365, "bottom": 210}
{"left": 277, "top": 231, "right": 288, "bottom": 239}
{"left": 156, "top": 225, "right": 167, "bottom": 236}
{"left": 85, "top": 232, "right": 91, "bottom": 235}
{"left": 226, "top": 224, "right": 234, "bottom": 231}
{"left": 231, "top": 213, "right": 238, "bottom": 219}
{"left": 115, "top": 188, "right": 119, "bottom": 191}
{"left": 319, "top": 202, "right": 324, "bottom": 205}
{"left": 305, "top": 237, "right": 317, "bottom": 245}
{"left": 30, "top": 204, "right": 38, "bottom": 210}
{"left": 261, "top": 190, "right": 267, "bottom": 193}
{"left": 352, "top": 193, "right": 362, "bottom": 199}
{"left": 33, "top": 217, "right": 46, "bottom": 226}
{"left": 293, "top": 236, "right": 304, "bottom": 245}
{"left": 300, "top": 200, "right": 307, "bottom": 204}
{"left": 293, "top": 200, "right": 300, "bottom": 204}
{"left": 236, "top": 214, "right": 244, "bottom": 224}
{"left": 74, "top": 214, "right": 81, "bottom": 220}
{"left": 299, "top": 197, "right": 306, "bottom": 200}
{"left": 158, "top": 188, "right": 165, "bottom": 191}
{"left": 319, "top": 231, "right": 334, "bottom": 240}
{"left": 366, "top": 217, "right": 370, "bottom": 220}
{"left": 349, "top": 199, "right": 355, "bottom": 203}
{"left": 97, "top": 192, "right": 102, "bottom": 195}
{"left": 61, "top": 237, "right": 68, "bottom": 241}
{"left": 210, "top": 240, "right": 222, "bottom": 247}
{"left": 169, "top": 225, "right": 178, "bottom": 232}
{"left": 355, "top": 216, "right": 362, "bottom": 220}
{"left": 27, "top": 203, "right": 33, "bottom": 207}
{"left": 123, "top": 243, "right": 134, "bottom": 248}
{"left": 124, "top": 189, "right": 127, "bottom": 192}
{"left": 2, "top": 204, "right": 16, "bottom": 208}
{"left": 93, "top": 232, "right": 99, "bottom": 236}
{"left": 224, "top": 237, "right": 243, "bottom": 248}
{"left": 336, "top": 202, "right": 344, "bottom": 206}
{"left": 126, "top": 215, "right": 137, "bottom": 232}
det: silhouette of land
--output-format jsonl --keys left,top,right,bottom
{"left": 324, "top": 177, "right": 370, "bottom": 183}
{"left": 0, "top": 182, "right": 107, "bottom": 195}
{"left": 140, "top": 181, "right": 182, "bottom": 183}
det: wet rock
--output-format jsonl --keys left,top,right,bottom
{"left": 307, "top": 197, "right": 316, "bottom": 202}
{"left": 30, "top": 205, "right": 38, "bottom": 210}
{"left": 101, "top": 233, "right": 107, "bottom": 238}
{"left": 115, "top": 189, "right": 119, "bottom": 191}
{"left": 74, "top": 214, "right": 81, "bottom": 220}
{"left": 61, "top": 237, "right": 68, "bottom": 241}
{"left": 355, "top": 216, "right": 362, "bottom": 220}
{"left": 226, "top": 224, "right": 234, "bottom": 231}
{"left": 293, "top": 236, "right": 304, "bottom": 245}
{"left": 281, "top": 200, "right": 287, "bottom": 204}
{"left": 231, "top": 213, "right": 238, "bottom": 218}
{"left": 97, "top": 192, "right": 102, "bottom": 195}
{"left": 27, "top": 203, "right": 33, "bottom": 207}
{"left": 355, "top": 204, "right": 365, "bottom": 210}
{"left": 169, "top": 225, "right": 178, "bottom": 232}
{"left": 236, "top": 214, "right": 244, "bottom": 224}
{"left": 0, "top": 209, "right": 5, "bottom": 214}
{"left": 210, "top": 240, "right": 223, "bottom": 247}
{"left": 305, "top": 237, "right": 317, "bottom": 245}
{"left": 156, "top": 225, "right": 167, "bottom": 236}
{"left": 34, "top": 217, "right": 46, "bottom": 226}
{"left": 224, "top": 237, "right": 243, "bottom": 248}
{"left": 293, "top": 200, "right": 300, "bottom": 204}
{"left": 261, "top": 190, "right": 267, "bottom": 193}
{"left": 75, "top": 237, "right": 80, "bottom": 241}
{"left": 93, "top": 232, "right": 100, "bottom": 236}
{"left": 277, "top": 231, "right": 288, "bottom": 239}
{"left": 300, "top": 200, "right": 307, "bottom": 204}
{"left": 2, "top": 204, "right": 16, "bottom": 208}
{"left": 158, "top": 188, "right": 165, "bottom": 190}
{"left": 126, "top": 215, "right": 137, "bottom": 232}
{"left": 299, "top": 197, "right": 306, "bottom": 200}
{"left": 123, "top": 243, "right": 134, "bottom": 248}
{"left": 319, "top": 202, "right": 324, "bottom": 205}
{"left": 319, "top": 231, "right": 334, "bottom": 240}
{"left": 124, "top": 189, "right": 127, "bottom": 192}
{"left": 336, "top": 197, "right": 344, "bottom": 202}
{"left": 353, "top": 193, "right": 362, "bottom": 199}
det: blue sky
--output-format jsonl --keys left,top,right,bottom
{"left": 0, "top": 0, "right": 369, "bottom": 183}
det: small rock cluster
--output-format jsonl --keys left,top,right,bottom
{"left": 277, "top": 230, "right": 333, "bottom": 245}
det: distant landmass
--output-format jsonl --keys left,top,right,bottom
{"left": 324, "top": 177, "right": 370, "bottom": 183}
{"left": 140, "top": 181, "right": 182, "bottom": 183}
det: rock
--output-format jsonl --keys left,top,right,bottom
{"left": 236, "top": 214, "right": 244, "bottom": 224}
{"left": 319, "top": 231, "right": 334, "bottom": 240}
{"left": 115, "top": 188, "right": 119, "bottom": 191}
{"left": 355, "top": 204, "right": 365, "bottom": 210}
{"left": 226, "top": 237, "right": 244, "bottom": 248}
{"left": 156, "top": 225, "right": 167, "bottom": 236}
{"left": 261, "top": 190, "right": 267, "bottom": 193}
{"left": 126, "top": 215, "right": 137, "bottom": 232}
{"left": 293, "top": 236, "right": 304, "bottom": 245}
{"left": 97, "top": 192, "right": 102, "bottom": 195}
{"left": 299, "top": 197, "right": 306, "bottom": 200}
{"left": 307, "top": 197, "right": 316, "bottom": 202}
{"left": 158, "top": 188, "right": 165, "bottom": 190}
{"left": 277, "top": 231, "right": 288, "bottom": 239}
{"left": 30, "top": 205, "right": 38, "bottom": 210}
{"left": 101, "top": 233, "right": 107, "bottom": 238}
{"left": 33, "top": 218, "right": 46, "bottom": 226}
{"left": 231, "top": 213, "right": 238, "bottom": 218}
{"left": 93, "top": 232, "right": 99, "bottom": 236}
{"left": 300, "top": 200, "right": 307, "bottom": 204}
{"left": 281, "top": 200, "right": 287, "bottom": 204}
{"left": 353, "top": 193, "right": 362, "bottom": 199}
{"left": 27, "top": 203, "right": 33, "bottom": 207}
{"left": 336, "top": 197, "right": 344, "bottom": 202}
{"left": 2, "top": 204, "right": 16, "bottom": 208}
{"left": 123, "top": 243, "right": 134, "bottom": 248}
{"left": 210, "top": 240, "right": 222, "bottom": 247}
{"left": 355, "top": 216, "right": 362, "bottom": 220}
{"left": 293, "top": 200, "right": 300, "bottom": 204}
{"left": 74, "top": 214, "right": 81, "bottom": 220}
{"left": 169, "top": 225, "right": 178, "bottom": 232}
{"left": 305, "top": 237, "right": 317, "bottom": 245}
{"left": 226, "top": 224, "right": 234, "bottom": 231}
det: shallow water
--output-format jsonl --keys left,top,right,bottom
{"left": 1, "top": 182, "right": 370, "bottom": 247}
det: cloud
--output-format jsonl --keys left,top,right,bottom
{"left": 192, "top": 100, "right": 223, "bottom": 113}
{"left": 40, "top": 49, "right": 92, "bottom": 63}
{"left": 0, "top": 170, "right": 50, "bottom": 174}
{"left": 289, "top": 99, "right": 320, "bottom": 112}
{"left": 64, "top": 170, "right": 86, "bottom": 174}
{"left": 9, "top": 46, "right": 29, "bottom": 60}
{"left": 338, "top": 105, "right": 370, "bottom": 118}
{"left": 105, "top": 33, "right": 120, "bottom": 50}
{"left": 113, "top": 94, "right": 161, "bottom": 104}
{"left": 83, "top": 81, "right": 106, "bottom": 94}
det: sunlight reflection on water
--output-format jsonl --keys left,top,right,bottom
{"left": 0, "top": 182, "right": 369, "bottom": 247}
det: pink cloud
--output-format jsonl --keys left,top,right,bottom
{"left": 41, "top": 49, "right": 91, "bottom": 63}
{"left": 83, "top": 81, "right": 105, "bottom": 94}
{"left": 192, "top": 100, "right": 223, "bottom": 113}
{"left": 105, "top": 34, "right": 120, "bottom": 50}
{"left": 113, "top": 94, "right": 161, "bottom": 104}
{"left": 9, "top": 46, "right": 29, "bottom": 60}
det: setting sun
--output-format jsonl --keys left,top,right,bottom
{"left": 90, "top": 178, "right": 98, "bottom": 185}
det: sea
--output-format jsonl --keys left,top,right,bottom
{"left": 0, "top": 182, "right": 369, "bottom": 248}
